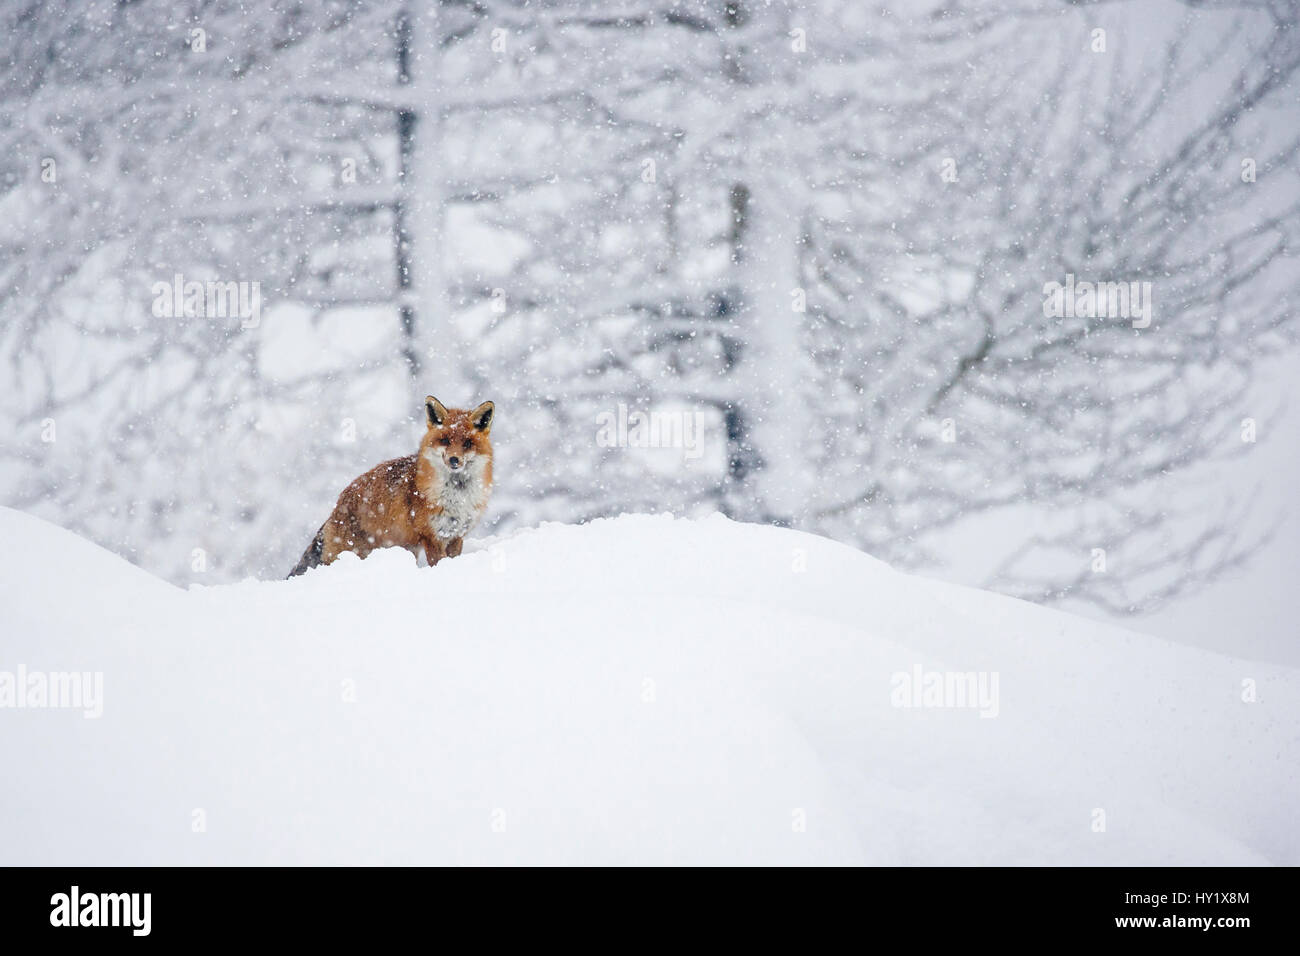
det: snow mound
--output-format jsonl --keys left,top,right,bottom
{"left": 0, "top": 507, "right": 1295, "bottom": 865}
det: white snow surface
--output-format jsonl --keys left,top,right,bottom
{"left": 0, "top": 506, "right": 1295, "bottom": 865}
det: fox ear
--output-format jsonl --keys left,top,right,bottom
{"left": 471, "top": 401, "right": 494, "bottom": 433}
{"left": 425, "top": 396, "right": 448, "bottom": 427}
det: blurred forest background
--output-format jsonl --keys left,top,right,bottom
{"left": 2, "top": 0, "right": 1297, "bottom": 644}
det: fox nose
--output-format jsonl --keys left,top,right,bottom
{"left": 448, "top": 456, "right": 461, "bottom": 469}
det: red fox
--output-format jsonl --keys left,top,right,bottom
{"left": 288, "top": 396, "right": 494, "bottom": 577}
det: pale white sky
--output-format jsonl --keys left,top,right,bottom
{"left": 929, "top": 350, "right": 1299, "bottom": 666}
{"left": 1126, "top": 352, "right": 1299, "bottom": 666}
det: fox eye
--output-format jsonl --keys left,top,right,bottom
{"left": 439, "top": 437, "right": 450, "bottom": 446}
{"left": 462, "top": 439, "right": 473, "bottom": 450}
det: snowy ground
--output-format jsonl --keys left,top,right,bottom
{"left": 1, "top": 506, "right": 1295, "bottom": 865}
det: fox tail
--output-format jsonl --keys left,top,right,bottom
{"left": 287, "top": 525, "right": 326, "bottom": 578}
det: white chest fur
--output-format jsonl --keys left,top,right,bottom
{"left": 430, "top": 469, "right": 489, "bottom": 541}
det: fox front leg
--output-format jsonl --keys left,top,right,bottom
{"left": 423, "top": 536, "right": 447, "bottom": 567}
{"left": 445, "top": 537, "right": 464, "bottom": 559}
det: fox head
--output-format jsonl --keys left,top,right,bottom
{"left": 420, "top": 396, "right": 494, "bottom": 484}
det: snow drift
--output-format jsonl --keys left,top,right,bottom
{"left": 0, "top": 506, "right": 1295, "bottom": 865}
